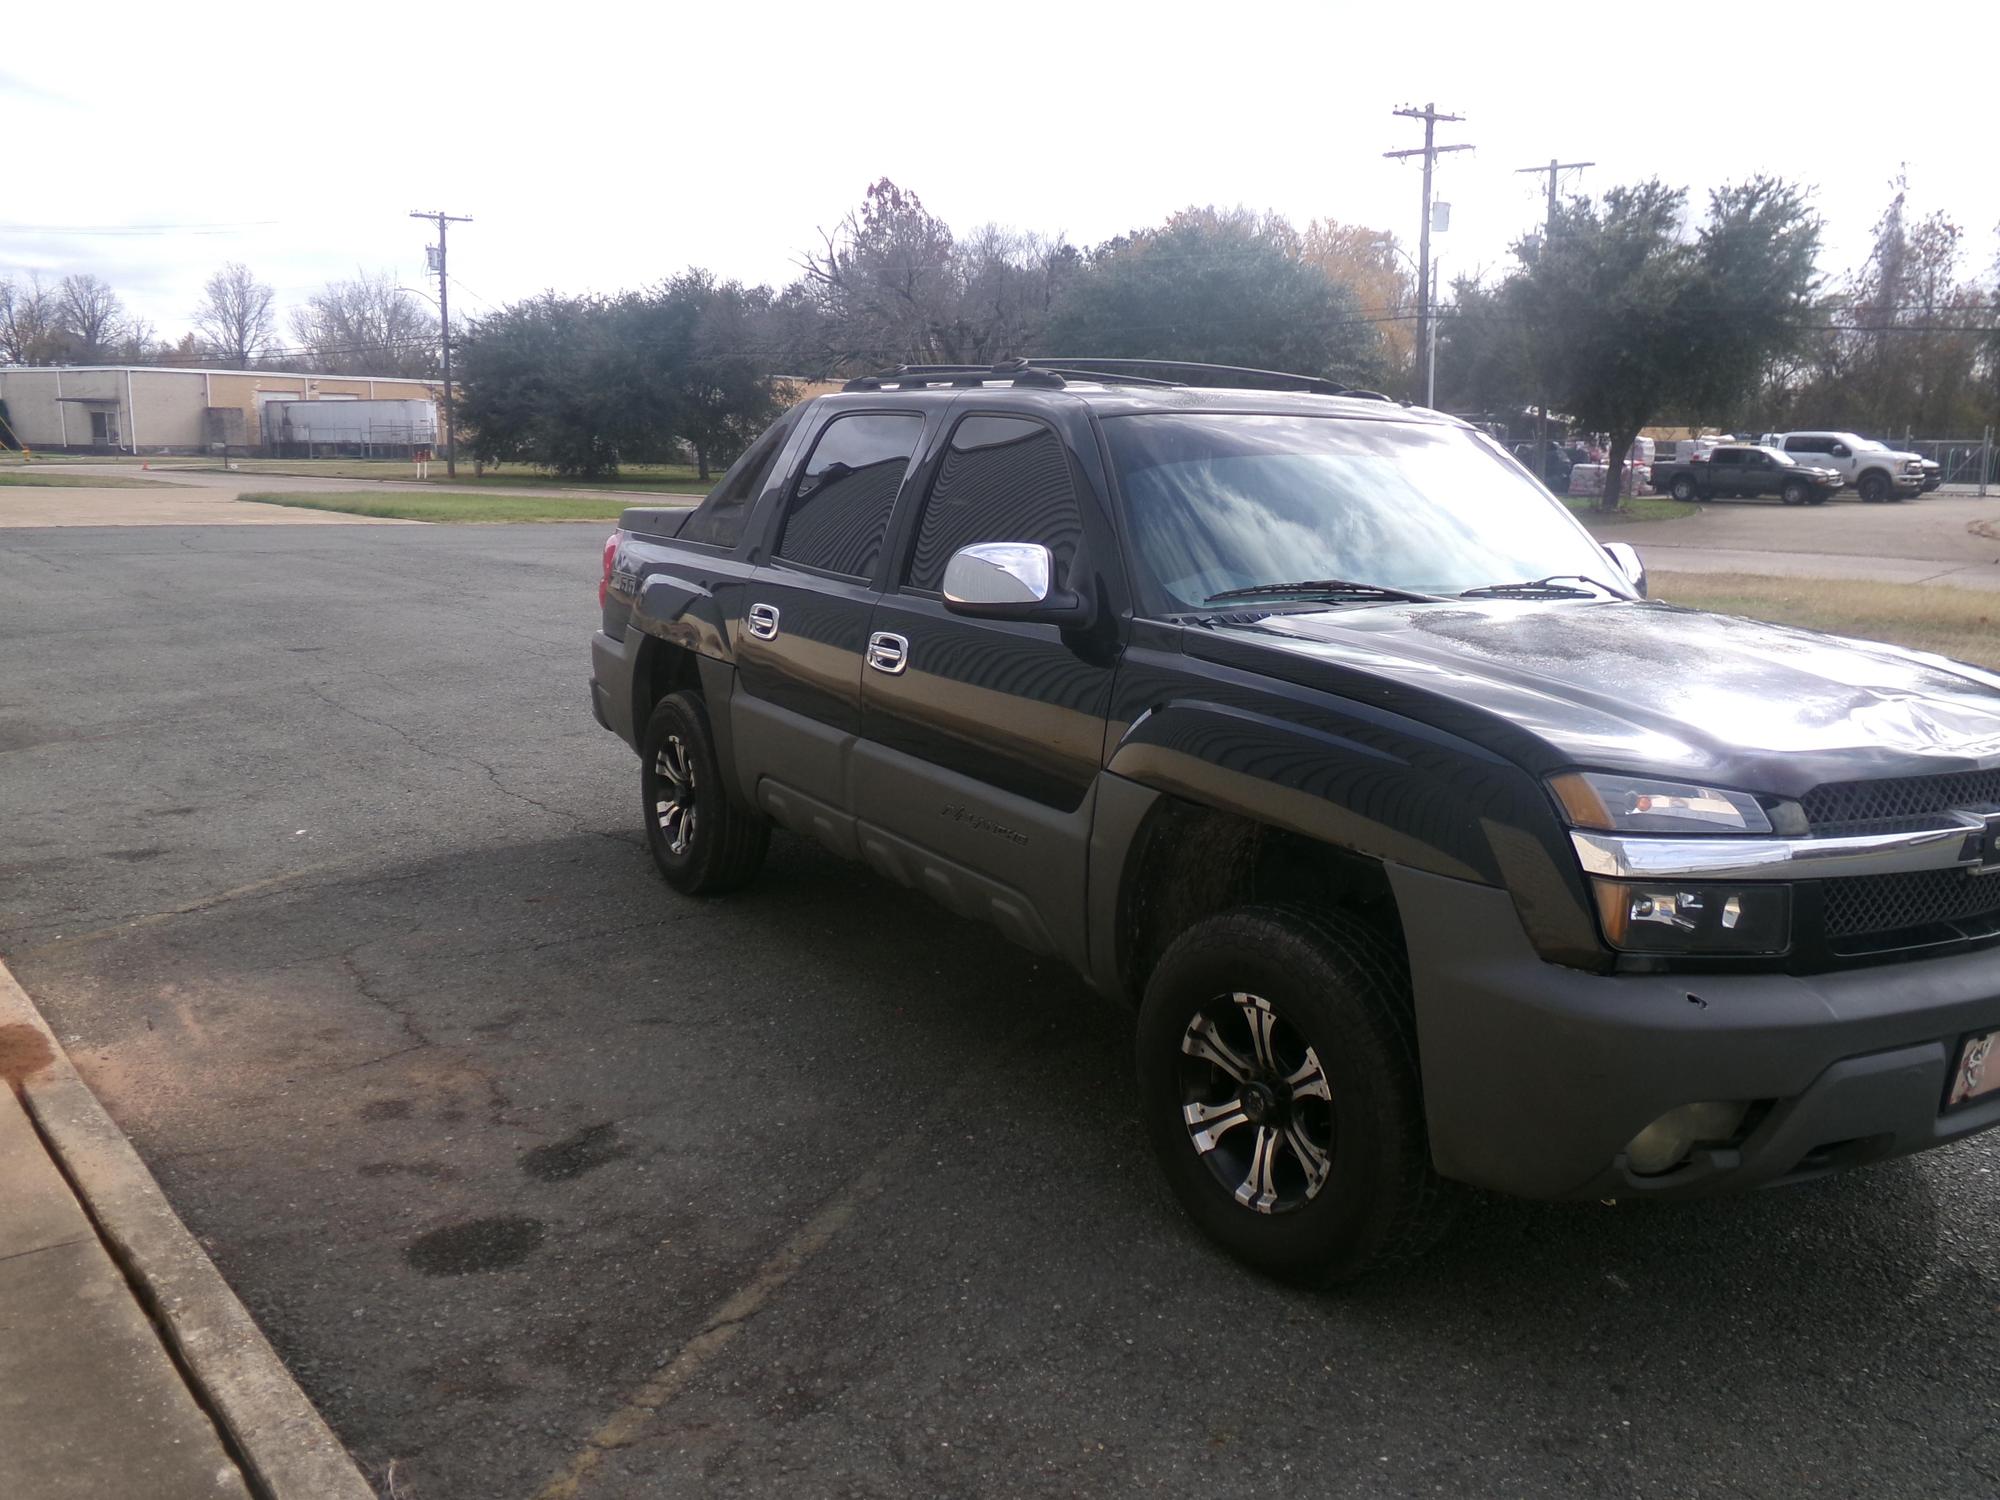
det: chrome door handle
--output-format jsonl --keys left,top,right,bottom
{"left": 866, "top": 631, "right": 909, "bottom": 675}
{"left": 746, "top": 602, "right": 780, "bottom": 641}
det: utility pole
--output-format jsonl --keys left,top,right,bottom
{"left": 410, "top": 209, "right": 472, "bottom": 476}
{"left": 1385, "top": 103, "right": 1473, "bottom": 406}
{"left": 1516, "top": 156, "right": 1594, "bottom": 238}
{"left": 1514, "top": 157, "right": 1592, "bottom": 488}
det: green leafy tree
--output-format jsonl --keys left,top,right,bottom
{"left": 458, "top": 276, "right": 786, "bottom": 480}
{"left": 1043, "top": 207, "right": 1384, "bottom": 383}
{"left": 1512, "top": 178, "right": 1819, "bottom": 510}
{"left": 457, "top": 294, "right": 623, "bottom": 477}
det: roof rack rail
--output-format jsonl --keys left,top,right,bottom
{"left": 843, "top": 358, "right": 1066, "bottom": 392}
{"left": 1027, "top": 357, "right": 1352, "bottom": 397}
{"left": 838, "top": 355, "right": 1380, "bottom": 399}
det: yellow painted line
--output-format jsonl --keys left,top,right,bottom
{"left": 532, "top": 1166, "right": 887, "bottom": 1499}
{"left": 533, "top": 1015, "right": 1041, "bottom": 1498}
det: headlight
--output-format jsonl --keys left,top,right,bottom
{"left": 1549, "top": 771, "right": 1772, "bottom": 834}
{"left": 1590, "top": 880, "right": 1791, "bottom": 955}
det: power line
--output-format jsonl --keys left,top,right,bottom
{"left": 1385, "top": 103, "right": 1474, "bottom": 406}
{"left": 411, "top": 209, "right": 472, "bottom": 476}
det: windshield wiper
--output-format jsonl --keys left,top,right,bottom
{"left": 1458, "top": 574, "right": 1620, "bottom": 600}
{"left": 1204, "top": 578, "right": 1445, "bottom": 606}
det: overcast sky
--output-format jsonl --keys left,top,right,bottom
{"left": 4, "top": 0, "right": 1995, "bottom": 351}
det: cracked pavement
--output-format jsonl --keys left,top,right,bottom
{"left": 5, "top": 522, "right": 2000, "bottom": 1499}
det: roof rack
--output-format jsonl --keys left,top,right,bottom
{"left": 840, "top": 356, "right": 1392, "bottom": 400}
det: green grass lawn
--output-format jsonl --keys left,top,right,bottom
{"left": 0, "top": 469, "right": 175, "bottom": 488}
{"left": 1563, "top": 496, "right": 1699, "bottom": 524}
{"left": 1653, "top": 571, "right": 2000, "bottom": 670}
{"left": 240, "top": 490, "right": 674, "bottom": 523}
{"left": 192, "top": 458, "right": 716, "bottom": 492}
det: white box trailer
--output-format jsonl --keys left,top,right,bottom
{"left": 266, "top": 398, "right": 437, "bottom": 455}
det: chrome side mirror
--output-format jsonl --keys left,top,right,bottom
{"left": 943, "top": 541, "right": 1052, "bottom": 608}
{"left": 941, "top": 541, "right": 1093, "bottom": 626}
{"left": 1603, "top": 541, "right": 1647, "bottom": 598}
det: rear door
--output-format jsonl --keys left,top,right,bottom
{"left": 852, "top": 404, "right": 1120, "bottom": 964}
{"left": 731, "top": 406, "right": 927, "bottom": 842}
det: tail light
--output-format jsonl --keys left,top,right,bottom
{"left": 599, "top": 531, "right": 621, "bottom": 608}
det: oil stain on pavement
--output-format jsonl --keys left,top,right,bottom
{"left": 405, "top": 1216, "right": 546, "bottom": 1276}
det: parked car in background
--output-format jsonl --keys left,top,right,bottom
{"left": 1510, "top": 439, "right": 1577, "bottom": 492}
{"left": 1758, "top": 432, "right": 1926, "bottom": 502}
{"left": 1654, "top": 444, "right": 1845, "bottom": 505}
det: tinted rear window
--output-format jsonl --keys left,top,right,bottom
{"left": 775, "top": 413, "right": 924, "bottom": 578}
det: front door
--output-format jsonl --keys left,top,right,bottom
{"left": 857, "top": 409, "right": 1118, "bottom": 961}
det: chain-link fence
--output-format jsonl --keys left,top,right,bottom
{"left": 1896, "top": 432, "right": 1995, "bottom": 492}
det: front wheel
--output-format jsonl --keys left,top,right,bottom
{"left": 1781, "top": 479, "right": 1810, "bottom": 507}
{"left": 1858, "top": 471, "right": 1889, "bottom": 503}
{"left": 1136, "top": 905, "right": 1453, "bottom": 1283}
{"left": 639, "top": 691, "right": 769, "bottom": 895}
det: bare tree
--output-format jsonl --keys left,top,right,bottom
{"left": 287, "top": 270, "right": 438, "bottom": 376}
{"left": 191, "top": 262, "right": 276, "bottom": 368}
{"left": 0, "top": 273, "right": 63, "bottom": 364}
{"left": 56, "top": 273, "right": 127, "bottom": 361}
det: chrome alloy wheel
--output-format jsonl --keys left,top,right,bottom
{"left": 652, "top": 733, "right": 698, "bottom": 855}
{"left": 1178, "top": 992, "right": 1335, "bottom": 1214}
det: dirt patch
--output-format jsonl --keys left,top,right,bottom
{"left": 0, "top": 1022, "right": 56, "bottom": 1087}
{"left": 1971, "top": 517, "right": 2000, "bottom": 542}
{"left": 405, "top": 1216, "right": 544, "bottom": 1276}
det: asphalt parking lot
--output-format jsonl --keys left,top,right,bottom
{"left": 6, "top": 520, "right": 2000, "bottom": 1499}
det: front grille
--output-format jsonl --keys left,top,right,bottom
{"left": 1802, "top": 768, "right": 2000, "bottom": 828}
{"left": 1822, "top": 867, "right": 2000, "bottom": 945}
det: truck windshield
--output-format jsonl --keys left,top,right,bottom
{"left": 1102, "top": 413, "right": 1619, "bottom": 611}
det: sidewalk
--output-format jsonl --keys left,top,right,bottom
{"left": 0, "top": 964, "right": 373, "bottom": 1499}
{"left": 0, "top": 1078, "right": 249, "bottom": 1498}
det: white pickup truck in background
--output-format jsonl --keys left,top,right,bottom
{"left": 1758, "top": 431, "right": 1931, "bottom": 502}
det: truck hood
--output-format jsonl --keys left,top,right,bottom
{"left": 1192, "top": 600, "right": 2000, "bottom": 796}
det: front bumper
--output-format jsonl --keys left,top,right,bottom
{"left": 1390, "top": 865, "right": 2000, "bottom": 1200}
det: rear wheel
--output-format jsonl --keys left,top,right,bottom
{"left": 1136, "top": 905, "right": 1453, "bottom": 1283}
{"left": 1670, "top": 474, "right": 1698, "bottom": 503}
{"left": 639, "top": 691, "right": 769, "bottom": 895}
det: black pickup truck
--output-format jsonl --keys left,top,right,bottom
{"left": 590, "top": 358, "right": 2000, "bottom": 1282}
{"left": 1654, "top": 444, "right": 1846, "bottom": 505}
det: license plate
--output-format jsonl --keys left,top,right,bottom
{"left": 1948, "top": 1029, "right": 2000, "bottom": 1108}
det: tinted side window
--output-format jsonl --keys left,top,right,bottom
{"left": 905, "top": 415, "right": 1084, "bottom": 593}
{"left": 1711, "top": 449, "right": 1743, "bottom": 466}
{"left": 680, "top": 410, "right": 796, "bottom": 548}
{"left": 775, "top": 413, "right": 924, "bottom": 578}
{"left": 1785, "top": 435, "right": 1824, "bottom": 454}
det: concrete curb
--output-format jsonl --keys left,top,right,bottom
{"left": 0, "top": 960, "right": 375, "bottom": 1500}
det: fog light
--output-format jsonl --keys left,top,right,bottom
{"left": 1624, "top": 1101, "right": 1748, "bottom": 1175}
{"left": 1592, "top": 879, "right": 1790, "bottom": 955}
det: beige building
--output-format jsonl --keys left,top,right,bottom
{"left": 0, "top": 365, "right": 444, "bottom": 455}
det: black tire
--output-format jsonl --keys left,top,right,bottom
{"left": 1670, "top": 475, "right": 1698, "bottom": 503}
{"left": 1806, "top": 490, "right": 1829, "bottom": 505}
{"left": 1136, "top": 904, "right": 1453, "bottom": 1283}
{"left": 639, "top": 690, "right": 769, "bottom": 895}
{"left": 1781, "top": 479, "right": 1810, "bottom": 507}
{"left": 1858, "top": 470, "right": 1889, "bottom": 504}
